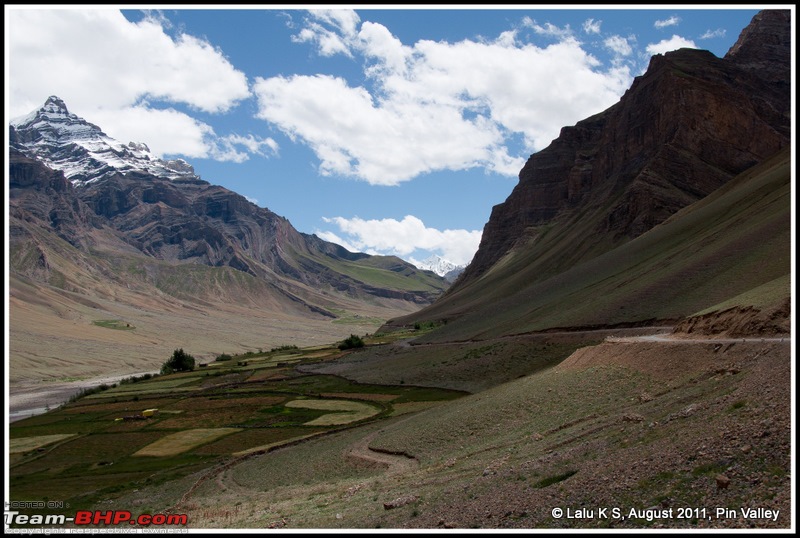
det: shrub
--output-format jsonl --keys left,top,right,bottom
{"left": 161, "top": 348, "right": 196, "bottom": 374}
{"left": 271, "top": 344, "right": 299, "bottom": 352}
{"left": 338, "top": 334, "right": 365, "bottom": 350}
{"left": 215, "top": 353, "right": 233, "bottom": 362}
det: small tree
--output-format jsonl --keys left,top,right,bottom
{"left": 338, "top": 334, "right": 365, "bottom": 350}
{"left": 161, "top": 348, "right": 196, "bottom": 374}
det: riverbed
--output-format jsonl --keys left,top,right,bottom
{"left": 8, "top": 371, "right": 158, "bottom": 423}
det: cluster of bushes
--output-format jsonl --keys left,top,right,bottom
{"left": 118, "top": 372, "right": 155, "bottom": 384}
{"left": 413, "top": 320, "right": 443, "bottom": 331}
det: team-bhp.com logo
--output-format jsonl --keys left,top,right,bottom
{"left": 5, "top": 510, "right": 188, "bottom": 527}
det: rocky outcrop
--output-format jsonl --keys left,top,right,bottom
{"left": 725, "top": 9, "right": 791, "bottom": 86}
{"left": 673, "top": 298, "right": 791, "bottom": 338}
{"left": 458, "top": 9, "right": 791, "bottom": 287}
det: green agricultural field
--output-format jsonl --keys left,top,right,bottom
{"left": 9, "top": 434, "right": 76, "bottom": 454}
{"left": 8, "top": 338, "right": 467, "bottom": 515}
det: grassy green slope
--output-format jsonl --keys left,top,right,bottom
{"left": 293, "top": 249, "right": 447, "bottom": 294}
{"left": 405, "top": 146, "right": 791, "bottom": 343}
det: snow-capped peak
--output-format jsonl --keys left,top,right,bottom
{"left": 414, "top": 255, "right": 465, "bottom": 278}
{"left": 10, "top": 96, "right": 198, "bottom": 186}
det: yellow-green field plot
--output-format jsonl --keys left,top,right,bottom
{"left": 133, "top": 428, "right": 241, "bottom": 457}
{"left": 10, "top": 434, "right": 77, "bottom": 454}
{"left": 285, "top": 399, "right": 381, "bottom": 426}
{"left": 319, "top": 392, "right": 398, "bottom": 402}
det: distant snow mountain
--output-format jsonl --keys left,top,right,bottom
{"left": 414, "top": 255, "right": 466, "bottom": 281}
{"left": 10, "top": 95, "right": 198, "bottom": 186}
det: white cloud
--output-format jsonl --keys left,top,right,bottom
{"left": 700, "top": 28, "right": 726, "bottom": 40}
{"left": 253, "top": 73, "right": 522, "bottom": 186}
{"left": 90, "top": 106, "right": 214, "bottom": 158}
{"left": 85, "top": 107, "right": 278, "bottom": 165}
{"left": 291, "top": 9, "right": 360, "bottom": 57}
{"left": 646, "top": 35, "right": 697, "bottom": 56}
{"left": 318, "top": 215, "right": 482, "bottom": 266}
{"left": 358, "top": 21, "right": 411, "bottom": 75}
{"left": 604, "top": 35, "right": 633, "bottom": 58}
{"left": 314, "top": 231, "right": 363, "bottom": 255}
{"left": 311, "top": 9, "right": 361, "bottom": 38}
{"left": 583, "top": 18, "right": 602, "bottom": 35}
{"left": 292, "top": 23, "right": 353, "bottom": 57}
{"left": 209, "top": 134, "right": 280, "bottom": 163}
{"left": 254, "top": 15, "right": 632, "bottom": 185}
{"left": 495, "top": 29, "right": 518, "bottom": 48}
{"left": 6, "top": 8, "right": 263, "bottom": 162}
{"left": 522, "top": 17, "right": 574, "bottom": 39}
{"left": 654, "top": 16, "right": 681, "bottom": 29}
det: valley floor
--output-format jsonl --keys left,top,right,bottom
{"left": 102, "top": 330, "right": 793, "bottom": 530}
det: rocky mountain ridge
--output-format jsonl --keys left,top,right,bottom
{"left": 9, "top": 99, "right": 448, "bottom": 320}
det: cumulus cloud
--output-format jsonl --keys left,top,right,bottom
{"left": 6, "top": 8, "right": 264, "bottom": 162}
{"left": 255, "top": 13, "right": 632, "bottom": 185}
{"left": 654, "top": 16, "right": 681, "bottom": 29}
{"left": 318, "top": 215, "right": 482, "bottom": 266}
{"left": 646, "top": 35, "right": 697, "bottom": 56}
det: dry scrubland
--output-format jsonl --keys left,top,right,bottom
{"left": 8, "top": 271, "right": 400, "bottom": 410}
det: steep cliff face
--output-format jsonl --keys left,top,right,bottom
{"left": 9, "top": 148, "right": 104, "bottom": 252}
{"left": 458, "top": 9, "right": 791, "bottom": 287}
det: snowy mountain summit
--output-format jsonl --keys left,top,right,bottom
{"left": 415, "top": 255, "right": 466, "bottom": 281}
{"left": 10, "top": 96, "right": 198, "bottom": 185}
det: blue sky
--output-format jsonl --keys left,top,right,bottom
{"left": 5, "top": 5, "right": 770, "bottom": 266}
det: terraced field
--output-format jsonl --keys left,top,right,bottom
{"left": 8, "top": 330, "right": 467, "bottom": 515}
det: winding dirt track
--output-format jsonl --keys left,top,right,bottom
{"left": 344, "top": 429, "right": 419, "bottom": 475}
{"left": 606, "top": 334, "right": 790, "bottom": 344}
